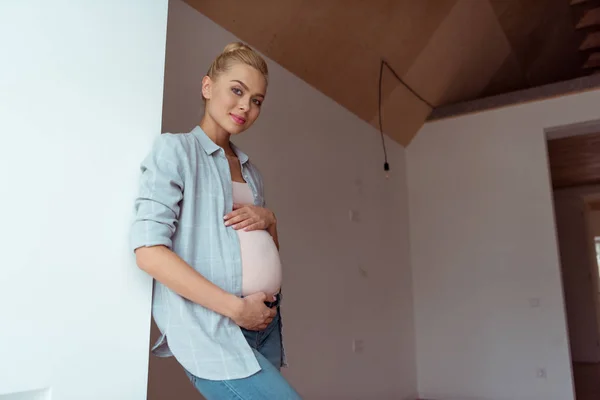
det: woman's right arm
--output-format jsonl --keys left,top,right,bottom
{"left": 135, "top": 245, "right": 244, "bottom": 319}
{"left": 136, "top": 246, "right": 275, "bottom": 330}
{"left": 130, "top": 135, "right": 275, "bottom": 330}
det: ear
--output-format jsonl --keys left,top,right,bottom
{"left": 201, "top": 76, "right": 212, "bottom": 100}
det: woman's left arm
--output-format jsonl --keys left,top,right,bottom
{"left": 267, "top": 221, "right": 280, "bottom": 250}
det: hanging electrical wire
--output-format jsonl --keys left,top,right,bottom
{"left": 377, "top": 59, "right": 434, "bottom": 178}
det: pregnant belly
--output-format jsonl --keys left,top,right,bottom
{"left": 238, "top": 229, "right": 282, "bottom": 297}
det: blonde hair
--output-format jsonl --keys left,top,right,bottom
{"left": 206, "top": 42, "right": 268, "bottom": 84}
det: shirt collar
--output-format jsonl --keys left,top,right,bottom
{"left": 191, "top": 125, "right": 249, "bottom": 164}
{"left": 230, "top": 141, "right": 249, "bottom": 164}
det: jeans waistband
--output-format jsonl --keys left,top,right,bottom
{"left": 264, "top": 292, "right": 281, "bottom": 308}
{"left": 241, "top": 291, "right": 281, "bottom": 308}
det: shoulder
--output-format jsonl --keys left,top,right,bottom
{"left": 152, "top": 132, "right": 188, "bottom": 152}
{"left": 141, "top": 134, "right": 195, "bottom": 176}
{"left": 149, "top": 132, "right": 200, "bottom": 162}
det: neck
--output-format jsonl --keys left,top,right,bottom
{"left": 199, "top": 114, "right": 232, "bottom": 151}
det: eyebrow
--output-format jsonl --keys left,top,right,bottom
{"left": 231, "top": 80, "right": 265, "bottom": 98}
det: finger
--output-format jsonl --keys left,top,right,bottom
{"left": 249, "top": 292, "right": 267, "bottom": 301}
{"left": 225, "top": 214, "right": 249, "bottom": 227}
{"left": 268, "top": 308, "right": 277, "bottom": 317}
{"left": 233, "top": 218, "right": 257, "bottom": 230}
{"left": 243, "top": 222, "right": 263, "bottom": 232}
{"left": 224, "top": 208, "right": 247, "bottom": 221}
{"left": 232, "top": 203, "right": 246, "bottom": 210}
{"left": 251, "top": 324, "right": 266, "bottom": 331}
{"left": 223, "top": 210, "right": 240, "bottom": 221}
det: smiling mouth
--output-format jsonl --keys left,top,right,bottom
{"left": 230, "top": 114, "right": 246, "bottom": 125}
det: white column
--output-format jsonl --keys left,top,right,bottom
{"left": 0, "top": 1, "right": 168, "bottom": 399}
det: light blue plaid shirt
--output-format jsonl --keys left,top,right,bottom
{"left": 130, "top": 125, "right": 268, "bottom": 380}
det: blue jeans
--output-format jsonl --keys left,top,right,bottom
{"left": 184, "top": 308, "right": 301, "bottom": 399}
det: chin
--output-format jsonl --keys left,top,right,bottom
{"left": 229, "top": 127, "right": 246, "bottom": 135}
{"left": 222, "top": 120, "right": 248, "bottom": 135}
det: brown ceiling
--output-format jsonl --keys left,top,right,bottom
{"left": 548, "top": 131, "right": 600, "bottom": 190}
{"left": 185, "top": 0, "right": 591, "bottom": 146}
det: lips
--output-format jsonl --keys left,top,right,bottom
{"left": 230, "top": 113, "right": 246, "bottom": 125}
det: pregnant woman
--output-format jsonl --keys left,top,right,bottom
{"left": 130, "top": 42, "right": 301, "bottom": 399}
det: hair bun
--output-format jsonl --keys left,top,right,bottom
{"left": 223, "top": 42, "right": 248, "bottom": 54}
{"left": 204, "top": 41, "right": 268, "bottom": 90}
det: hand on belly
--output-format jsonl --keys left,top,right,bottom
{"left": 232, "top": 292, "right": 278, "bottom": 331}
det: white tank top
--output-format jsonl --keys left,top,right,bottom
{"left": 232, "top": 182, "right": 282, "bottom": 296}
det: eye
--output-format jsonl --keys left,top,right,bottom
{"left": 231, "top": 87, "right": 243, "bottom": 96}
{"left": 252, "top": 98, "right": 262, "bottom": 106}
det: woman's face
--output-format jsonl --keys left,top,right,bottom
{"left": 202, "top": 63, "right": 267, "bottom": 135}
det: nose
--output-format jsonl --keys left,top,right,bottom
{"left": 238, "top": 100, "right": 250, "bottom": 112}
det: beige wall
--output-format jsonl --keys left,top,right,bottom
{"left": 147, "top": 1, "right": 417, "bottom": 399}
{"left": 407, "top": 90, "right": 600, "bottom": 399}
{"left": 553, "top": 186, "right": 600, "bottom": 363}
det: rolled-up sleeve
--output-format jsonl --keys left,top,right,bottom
{"left": 130, "top": 134, "right": 185, "bottom": 252}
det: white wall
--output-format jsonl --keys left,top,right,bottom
{"left": 0, "top": 2, "right": 168, "bottom": 399}
{"left": 147, "top": 1, "right": 417, "bottom": 399}
{"left": 408, "top": 90, "right": 600, "bottom": 400}
{"left": 554, "top": 185, "right": 600, "bottom": 363}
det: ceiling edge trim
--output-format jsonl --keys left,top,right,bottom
{"left": 428, "top": 74, "right": 600, "bottom": 122}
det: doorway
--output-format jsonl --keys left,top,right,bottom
{"left": 547, "top": 129, "right": 600, "bottom": 400}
